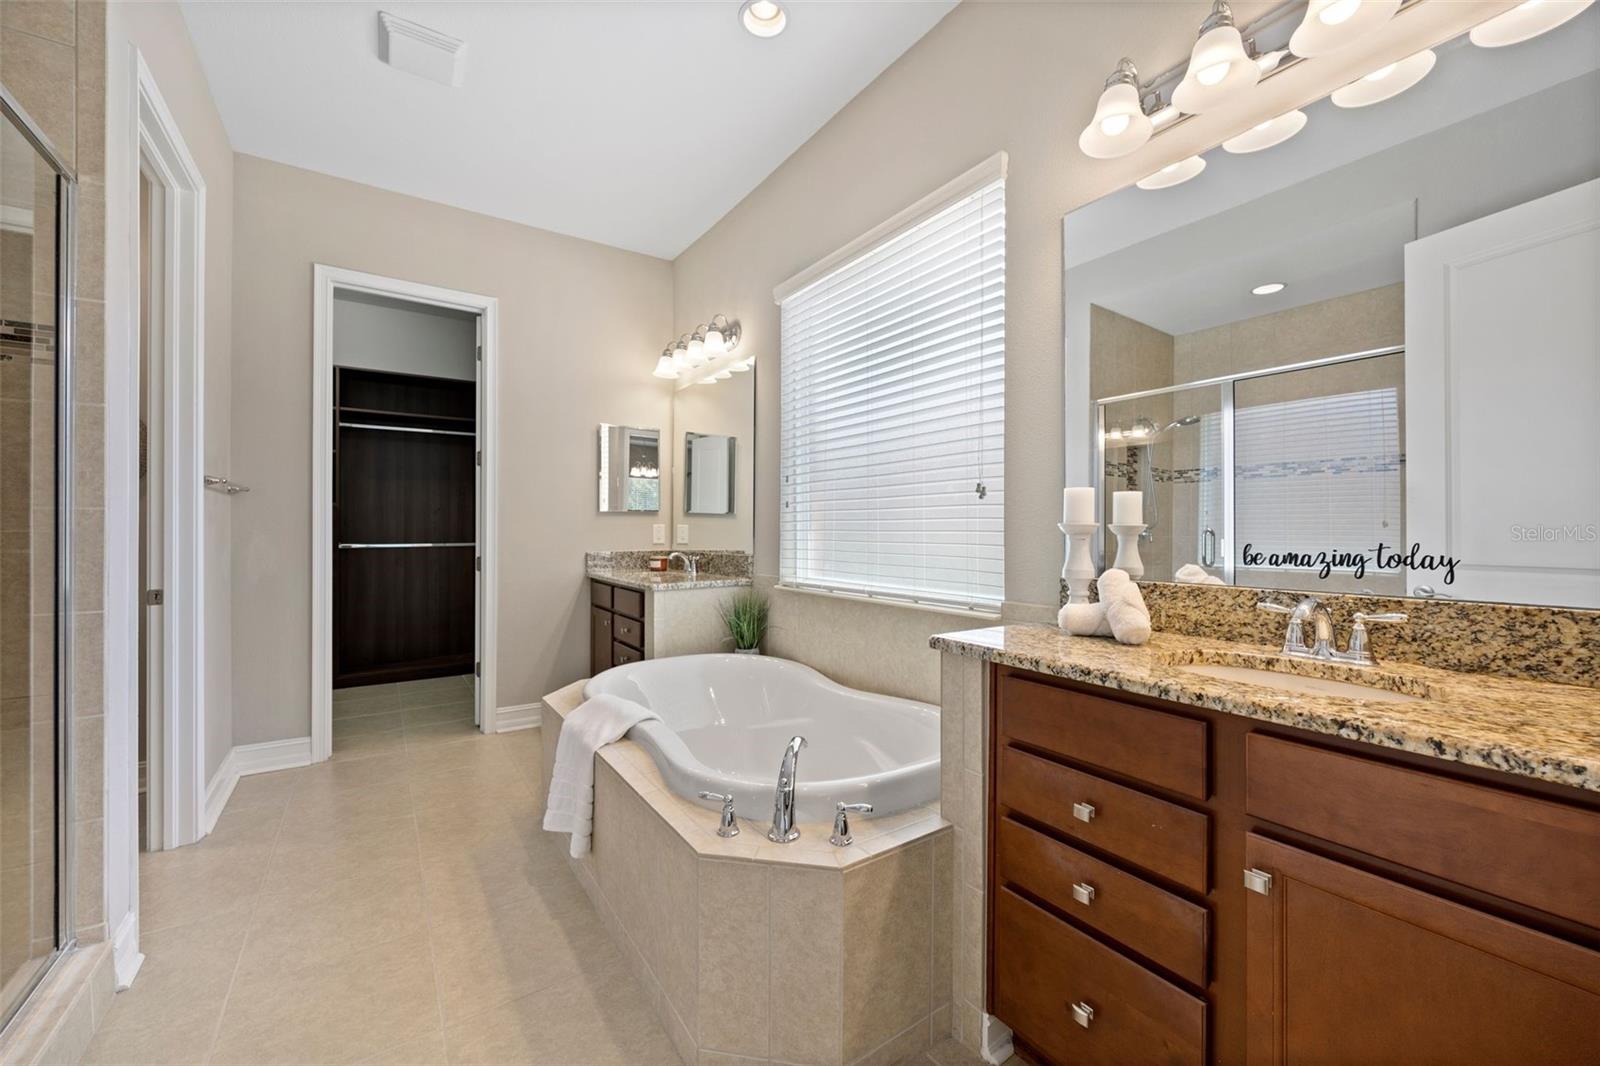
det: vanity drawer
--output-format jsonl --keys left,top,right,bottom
{"left": 997, "top": 816, "right": 1209, "bottom": 986}
{"left": 1246, "top": 734, "right": 1600, "bottom": 927}
{"left": 613, "top": 586, "right": 646, "bottom": 621}
{"left": 999, "top": 746, "right": 1210, "bottom": 894}
{"left": 999, "top": 674, "right": 1208, "bottom": 800}
{"left": 993, "top": 887, "right": 1206, "bottom": 1066}
{"left": 614, "top": 615, "right": 644, "bottom": 651}
{"left": 612, "top": 641, "right": 642, "bottom": 666}
{"left": 590, "top": 581, "right": 613, "bottom": 609}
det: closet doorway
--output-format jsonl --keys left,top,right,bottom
{"left": 311, "top": 268, "right": 499, "bottom": 762}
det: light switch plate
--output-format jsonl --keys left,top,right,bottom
{"left": 676, "top": 524, "right": 690, "bottom": 545}
{"left": 651, "top": 524, "right": 666, "bottom": 545}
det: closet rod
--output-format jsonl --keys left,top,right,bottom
{"left": 339, "top": 421, "right": 475, "bottom": 438}
{"left": 338, "top": 542, "right": 476, "bottom": 549}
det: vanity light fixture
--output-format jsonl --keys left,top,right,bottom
{"left": 671, "top": 334, "right": 692, "bottom": 370}
{"left": 1290, "top": 0, "right": 1400, "bottom": 58}
{"left": 1332, "top": 48, "right": 1436, "bottom": 107}
{"left": 1136, "top": 155, "right": 1206, "bottom": 190}
{"left": 652, "top": 347, "right": 680, "bottom": 379}
{"left": 739, "top": 0, "right": 787, "bottom": 38}
{"left": 1223, "top": 109, "right": 1307, "bottom": 153}
{"left": 704, "top": 314, "right": 741, "bottom": 355}
{"left": 1470, "top": 0, "right": 1594, "bottom": 48}
{"left": 1172, "top": 2, "right": 1261, "bottom": 114}
{"left": 1079, "top": 59, "right": 1157, "bottom": 159}
{"left": 1252, "top": 281, "right": 1287, "bottom": 295}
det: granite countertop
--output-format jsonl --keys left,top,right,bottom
{"left": 586, "top": 566, "right": 753, "bottom": 593}
{"left": 930, "top": 624, "right": 1599, "bottom": 793}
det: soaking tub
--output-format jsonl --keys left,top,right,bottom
{"left": 583, "top": 653, "right": 940, "bottom": 823}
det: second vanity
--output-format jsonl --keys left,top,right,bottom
{"left": 931, "top": 625, "right": 1600, "bottom": 1065}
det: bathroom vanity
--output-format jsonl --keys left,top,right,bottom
{"left": 932, "top": 626, "right": 1600, "bottom": 1066}
{"left": 586, "top": 552, "right": 754, "bottom": 670}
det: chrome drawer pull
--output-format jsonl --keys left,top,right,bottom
{"left": 1071, "top": 1001, "right": 1095, "bottom": 1028}
{"left": 1072, "top": 801, "right": 1096, "bottom": 823}
{"left": 1071, "top": 881, "right": 1096, "bottom": 906}
{"left": 1244, "top": 867, "right": 1274, "bottom": 895}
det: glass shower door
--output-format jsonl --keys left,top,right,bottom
{"left": 0, "top": 89, "right": 73, "bottom": 1028}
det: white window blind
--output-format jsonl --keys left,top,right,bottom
{"left": 1227, "top": 386, "right": 1402, "bottom": 569}
{"left": 778, "top": 174, "right": 1005, "bottom": 611}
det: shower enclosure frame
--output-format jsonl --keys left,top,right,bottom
{"left": 1093, "top": 344, "right": 1404, "bottom": 579}
{"left": 0, "top": 81, "right": 79, "bottom": 1031}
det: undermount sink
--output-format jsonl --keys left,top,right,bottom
{"left": 1175, "top": 663, "right": 1427, "bottom": 703}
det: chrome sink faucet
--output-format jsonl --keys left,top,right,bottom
{"left": 1257, "top": 596, "right": 1406, "bottom": 666}
{"left": 768, "top": 735, "right": 807, "bottom": 843}
{"left": 667, "top": 551, "right": 698, "bottom": 578}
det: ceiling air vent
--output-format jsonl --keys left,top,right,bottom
{"left": 378, "top": 11, "right": 466, "bottom": 87}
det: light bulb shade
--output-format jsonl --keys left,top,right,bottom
{"left": 686, "top": 327, "right": 708, "bottom": 366}
{"left": 740, "top": 0, "right": 787, "bottom": 38}
{"left": 1470, "top": 0, "right": 1594, "bottom": 47}
{"left": 1332, "top": 49, "right": 1436, "bottom": 108}
{"left": 1222, "top": 109, "right": 1307, "bottom": 153}
{"left": 1290, "top": 0, "right": 1400, "bottom": 57}
{"left": 1136, "top": 155, "right": 1206, "bottom": 191}
{"left": 652, "top": 355, "right": 680, "bottom": 379}
{"left": 1078, "top": 79, "right": 1152, "bottom": 159}
{"left": 1172, "top": 24, "right": 1260, "bottom": 113}
{"left": 704, "top": 327, "right": 726, "bottom": 354}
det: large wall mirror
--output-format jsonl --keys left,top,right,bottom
{"left": 1065, "top": 14, "right": 1599, "bottom": 610}
{"left": 672, "top": 362, "right": 754, "bottom": 550}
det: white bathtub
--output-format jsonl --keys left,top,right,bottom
{"left": 583, "top": 654, "right": 940, "bottom": 824}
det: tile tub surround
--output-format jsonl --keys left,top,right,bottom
{"left": 543, "top": 680, "right": 954, "bottom": 1066}
{"left": 1062, "top": 580, "right": 1600, "bottom": 689}
{"left": 587, "top": 549, "right": 754, "bottom": 580}
{"left": 931, "top": 625, "right": 1598, "bottom": 792}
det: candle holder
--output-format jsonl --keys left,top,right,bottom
{"left": 1058, "top": 522, "right": 1099, "bottom": 604}
{"left": 1110, "top": 523, "right": 1148, "bottom": 579}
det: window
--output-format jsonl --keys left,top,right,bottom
{"left": 777, "top": 161, "right": 1005, "bottom": 611}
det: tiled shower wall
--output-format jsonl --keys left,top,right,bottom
{"left": 0, "top": 0, "right": 110, "bottom": 949}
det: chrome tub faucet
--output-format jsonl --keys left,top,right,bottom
{"left": 768, "top": 735, "right": 807, "bottom": 843}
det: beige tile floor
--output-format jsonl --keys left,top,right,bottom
{"left": 84, "top": 676, "right": 987, "bottom": 1066}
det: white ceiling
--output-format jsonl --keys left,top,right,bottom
{"left": 179, "top": 0, "right": 956, "bottom": 260}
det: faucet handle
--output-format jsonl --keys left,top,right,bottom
{"left": 1353, "top": 611, "right": 1407, "bottom": 624}
{"left": 698, "top": 791, "right": 740, "bottom": 838}
{"left": 1345, "top": 612, "right": 1407, "bottom": 665}
{"left": 830, "top": 802, "right": 873, "bottom": 847}
{"left": 1256, "top": 601, "right": 1293, "bottom": 614}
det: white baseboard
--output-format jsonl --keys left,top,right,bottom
{"left": 494, "top": 702, "right": 542, "bottom": 732}
{"left": 202, "top": 736, "right": 313, "bottom": 834}
{"left": 979, "top": 1013, "right": 1014, "bottom": 1065}
{"left": 111, "top": 909, "right": 144, "bottom": 990}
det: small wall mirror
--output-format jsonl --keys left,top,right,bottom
{"left": 597, "top": 424, "right": 660, "bottom": 513}
{"left": 683, "top": 433, "right": 736, "bottom": 515}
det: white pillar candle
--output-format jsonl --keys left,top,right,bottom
{"left": 1063, "top": 487, "right": 1095, "bottom": 526}
{"left": 1112, "top": 490, "right": 1143, "bottom": 525}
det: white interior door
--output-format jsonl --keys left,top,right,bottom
{"left": 1405, "top": 178, "right": 1600, "bottom": 607}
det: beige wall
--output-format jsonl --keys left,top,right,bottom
{"left": 228, "top": 155, "right": 673, "bottom": 742}
{"left": 666, "top": 0, "right": 1500, "bottom": 699}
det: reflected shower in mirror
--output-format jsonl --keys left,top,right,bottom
{"left": 597, "top": 424, "right": 661, "bottom": 513}
{"left": 1065, "top": 14, "right": 1600, "bottom": 609}
{"left": 684, "top": 433, "right": 736, "bottom": 516}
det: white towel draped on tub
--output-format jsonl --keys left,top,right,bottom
{"left": 543, "top": 694, "right": 659, "bottom": 857}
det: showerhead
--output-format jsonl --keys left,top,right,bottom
{"left": 1163, "top": 413, "right": 1203, "bottom": 432}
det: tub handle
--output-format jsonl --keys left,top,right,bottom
{"left": 830, "top": 802, "right": 874, "bottom": 847}
{"left": 699, "top": 791, "right": 740, "bottom": 838}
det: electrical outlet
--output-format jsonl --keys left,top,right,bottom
{"left": 676, "top": 524, "right": 690, "bottom": 545}
{"left": 651, "top": 524, "right": 666, "bottom": 546}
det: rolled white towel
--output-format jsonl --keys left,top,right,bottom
{"left": 1058, "top": 601, "right": 1112, "bottom": 636}
{"left": 1175, "top": 563, "right": 1225, "bottom": 586}
{"left": 1097, "top": 568, "right": 1152, "bottom": 646}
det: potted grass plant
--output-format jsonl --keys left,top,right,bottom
{"left": 720, "top": 589, "right": 770, "bottom": 654}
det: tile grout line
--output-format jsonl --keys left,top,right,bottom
{"left": 199, "top": 796, "right": 291, "bottom": 1065}
{"left": 405, "top": 791, "right": 451, "bottom": 1062}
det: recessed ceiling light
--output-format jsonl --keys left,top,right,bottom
{"left": 1252, "top": 282, "right": 1287, "bottom": 295}
{"left": 1223, "top": 110, "right": 1308, "bottom": 153}
{"left": 1136, "top": 155, "right": 1206, "bottom": 191}
{"left": 1470, "top": 0, "right": 1594, "bottom": 48}
{"left": 740, "top": 0, "right": 787, "bottom": 38}
{"left": 1332, "top": 49, "right": 1437, "bottom": 108}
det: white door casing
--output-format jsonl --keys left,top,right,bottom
{"left": 1404, "top": 178, "right": 1600, "bottom": 607}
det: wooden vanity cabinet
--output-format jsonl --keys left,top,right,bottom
{"left": 590, "top": 579, "right": 646, "bottom": 673}
{"left": 985, "top": 664, "right": 1600, "bottom": 1066}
